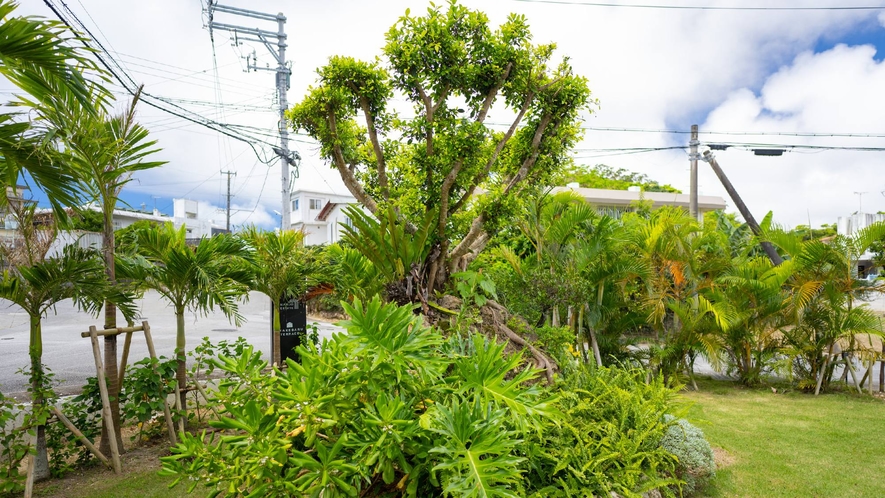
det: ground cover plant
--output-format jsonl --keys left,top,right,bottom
{"left": 683, "top": 378, "right": 885, "bottom": 497}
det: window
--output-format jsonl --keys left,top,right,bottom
{"left": 292, "top": 199, "right": 300, "bottom": 211}
{"left": 309, "top": 198, "right": 323, "bottom": 210}
{"left": 341, "top": 215, "right": 352, "bottom": 227}
{"left": 186, "top": 212, "right": 197, "bottom": 219}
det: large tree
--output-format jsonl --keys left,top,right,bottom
{"left": 289, "top": 1, "right": 592, "bottom": 299}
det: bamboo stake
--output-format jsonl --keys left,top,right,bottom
{"left": 89, "top": 326, "right": 122, "bottom": 474}
{"left": 143, "top": 321, "right": 177, "bottom": 444}
{"left": 50, "top": 406, "right": 111, "bottom": 468}
{"left": 79, "top": 325, "right": 143, "bottom": 338}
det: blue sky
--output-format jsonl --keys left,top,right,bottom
{"left": 10, "top": 1, "right": 885, "bottom": 229}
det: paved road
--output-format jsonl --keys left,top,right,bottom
{"left": 3, "top": 291, "right": 882, "bottom": 398}
{"left": 0, "top": 291, "right": 341, "bottom": 398}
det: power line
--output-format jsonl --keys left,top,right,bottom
{"left": 43, "top": 0, "right": 282, "bottom": 166}
{"left": 513, "top": 0, "right": 885, "bottom": 11}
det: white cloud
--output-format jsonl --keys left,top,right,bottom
{"left": 879, "top": 11, "right": 885, "bottom": 28}
{"left": 11, "top": 0, "right": 885, "bottom": 230}
{"left": 700, "top": 44, "right": 885, "bottom": 227}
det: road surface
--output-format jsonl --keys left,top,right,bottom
{"left": 0, "top": 291, "right": 341, "bottom": 398}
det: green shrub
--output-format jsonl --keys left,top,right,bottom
{"left": 0, "top": 390, "right": 29, "bottom": 497}
{"left": 523, "top": 365, "right": 682, "bottom": 498}
{"left": 160, "top": 296, "right": 556, "bottom": 497}
{"left": 660, "top": 416, "right": 715, "bottom": 497}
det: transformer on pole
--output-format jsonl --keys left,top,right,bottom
{"left": 205, "top": 1, "right": 300, "bottom": 230}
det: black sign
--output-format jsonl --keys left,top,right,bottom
{"left": 272, "top": 296, "right": 306, "bottom": 365}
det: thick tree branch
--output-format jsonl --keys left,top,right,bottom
{"left": 358, "top": 95, "right": 389, "bottom": 201}
{"left": 437, "top": 63, "right": 513, "bottom": 235}
{"left": 327, "top": 110, "right": 379, "bottom": 215}
{"left": 449, "top": 92, "right": 534, "bottom": 215}
{"left": 449, "top": 112, "right": 556, "bottom": 263}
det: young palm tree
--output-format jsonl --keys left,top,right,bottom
{"left": 766, "top": 223, "right": 885, "bottom": 392}
{"left": 0, "top": 207, "right": 131, "bottom": 481}
{"left": 239, "top": 227, "right": 325, "bottom": 365}
{"left": 117, "top": 223, "right": 251, "bottom": 417}
{"left": 25, "top": 82, "right": 165, "bottom": 452}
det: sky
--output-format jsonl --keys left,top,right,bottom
{"left": 10, "top": 0, "right": 885, "bottom": 230}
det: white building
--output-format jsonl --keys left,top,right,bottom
{"left": 837, "top": 212, "right": 885, "bottom": 275}
{"left": 552, "top": 184, "right": 727, "bottom": 220}
{"left": 172, "top": 198, "right": 226, "bottom": 238}
{"left": 289, "top": 189, "right": 357, "bottom": 246}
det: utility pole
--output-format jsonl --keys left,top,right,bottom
{"left": 702, "top": 150, "right": 783, "bottom": 266}
{"left": 689, "top": 124, "right": 699, "bottom": 220}
{"left": 221, "top": 170, "right": 236, "bottom": 231}
{"left": 206, "top": 2, "right": 299, "bottom": 230}
{"left": 854, "top": 191, "right": 867, "bottom": 213}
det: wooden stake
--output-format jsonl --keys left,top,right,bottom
{"left": 50, "top": 406, "right": 111, "bottom": 468}
{"left": 24, "top": 453, "right": 35, "bottom": 498}
{"left": 143, "top": 321, "right": 177, "bottom": 444}
{"left": 89, "top": 326, "right": 122, "bottom": 474}
{"left": 117, "top": 330, "right": 133, "bottom": 389}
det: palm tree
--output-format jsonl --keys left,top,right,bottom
{"left": 766, "top": 223, "right": 885, "bottom": 392}
{"left": 26, "top": 82, "right": 165, "bottom": 452}
{"left": 239, "top": 227, "right": 325, "bottom": 366}
{"left": 0, "top": 0, "right": 103, "bottom": 214}
{"left": 0, "top": 206, "right": 131, "bottom": 481}
{"left": 117, "top": 223, "right": 250, "bottom": 416}
{"left": 715, "top": 256, "right": 792, "bottom": 385}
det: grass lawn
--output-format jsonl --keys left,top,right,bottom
{"left": 684, "top": 378, "right": 885, "bottom": 498}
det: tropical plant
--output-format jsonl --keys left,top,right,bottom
{"left": 239, "top": 227, "right": 325, "bottom": 365}
{"left": 0, "top": 389, "right": 29, "bottom": 495}
{"left": 0, "top": 242, "right": 129, "bottom": 481}
{"left": 117, "top": 223, "right": 250, "bottom": 419}
{"left": 0, "top": 0, "right": 101, "bottom": 215}
{"left": 523, "top": 365, "right": 682, "bottom": 497}
{"left": 160, "top": 296, "right": 557, "bottom": 497}
{"left": 340, "top": 205, "right": 434, "bottom": 304}
{"left": 765, "top": 223, "right": 885, "bottom": 392}
{"left": 289, "top": 1, "right": 593, "bottom": 296}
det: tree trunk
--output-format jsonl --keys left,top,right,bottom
{"left": 576, "top": 306, "right": 588, "bottom": 363}
{"left": 879, "top": 340, "right": 885, "bottom": 393}
{"left": 175, "top": 308, "right": 188, "bottom": 429}
{"left": 29, "top": 315, "right": 49, "bottom": 482}
{"left": 99, "top": 212, "right": 123, "bottom": 457}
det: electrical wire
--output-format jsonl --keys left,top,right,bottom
{"left": 43, "top": 0, "right": 282, "bottom": 166}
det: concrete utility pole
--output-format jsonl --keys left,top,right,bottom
{"left": 221, "top": 170, "right": 236, "bottom": 231}
{"left": 702, "top": 150, "right": 783, "bottom": 266}
{"left": 689, "top": 124, "right": 699, "bottom": 220}
{"left": 206, "top": 2, "right": 299, "bottom": 230}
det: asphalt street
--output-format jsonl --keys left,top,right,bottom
{"left": 0, "top": 291, "right": 341, "bottom": 398}
{"left": 3, "top": 291, "right": 883, "bottom": 398}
